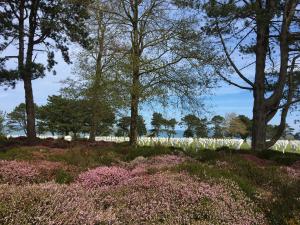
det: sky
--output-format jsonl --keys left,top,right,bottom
{"left": 0, "top": 54, "right": 299, "bottom": 133}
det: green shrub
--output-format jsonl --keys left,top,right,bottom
{"left": 0, "top": 147, "right": 34, "bottom": 160}
{"left": 54, "top": 169, "right": 74, "bottom": 184}
{"left": 0, "top": 135, "right": 8, "bottom": 147}
{"left": 124, "top": 145, "right": 173, "bottom": 161}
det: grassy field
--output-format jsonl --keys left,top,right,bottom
{"left": 0, "top": 139, "right": 299, "bottom": 224}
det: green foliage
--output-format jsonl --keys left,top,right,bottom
{"left": 211, "top": 115, "right": 225, "bottom": 138}
{"left": 38, "top": 95, "right": 115, "bottom": 137}
{"left": 181, "top": 114, "right": 209, "bottom": 138}
{"left": 0, "top": 135, "right": 8, "bottom": 147}
{"left": 48, "top": 148, "right": 118, "bottom": 168}
{"left": 257, "top": 150, "right": 300, "bottom": 166}
{"left": 150, "top": 113, "right": 164, "bottom": 137}
{"left": 54, "top": 169, "right": 74, "bottom": 184}
{"left": 6, "top": 103, "right": 39, "bottom": 135}
{"left": 116, "top": 115, "right": 146, "bottom": 137}
{"left": 116, "top": 116, "right": 131, "bottom": 137}
{"left": 0, "top": 0, "right": 90, "bottom": 83}
{"left": 0, "top": 111, "right": 5, "bottom": 135}
{"left": 38, "top": 95, "right": 85, "bottom": 136}
{"left": 0, "top": 147, "right": 34, "bottom": 161}
{"left": 162, "top": 118, "right": 177, "bottom": 138}
{"left": 124, "top": 146, "right": 173, "bottom": 161}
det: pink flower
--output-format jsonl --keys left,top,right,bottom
{"left": 77, "top": 166, "right": 131, "bottom": 188}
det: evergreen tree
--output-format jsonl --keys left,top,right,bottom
{"left": 0, "top": 0, "right": 90, "bottom": 141}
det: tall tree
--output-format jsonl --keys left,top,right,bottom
{"left": 116, "top": 115, "right": 146, "bottom": 137}
{"left": 200, "top": 0, "right": 300, "bottom": 150}
{"left": 150, "top": 112, "right": 164, "bottom": 137}
{"left": 237, "top": 115, "right": 252, "bottom": 140}
{"left": 181, "top": 114, "right": 208, "bottom": 138}
{"left": 39, "top": 96, "right": 87, "bottom": 138}
{"left": 0, "top": 0, "right": 89, "bottom": 141}
{"left": 70, "top": 0, "right": 128, "bottom": 140}
{"left": 111, "top": 0, "right": 216, "bottom": 145}
{"left": 211, "top": 115, "right": 225, "bottom": 138}
{"left": 116, "top": 116, "right": 131, "bottom": 137}
{"left": 162, "top": 118, "right": 177, "bottom": 139}
{"left": 225, "top": 113, "right": 248, "bottom": 139}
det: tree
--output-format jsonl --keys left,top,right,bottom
{"left": 237, "top": 115, "right": 252, "bottom": 140}
{"left": 68, "top": 0, "right": 128, "bottom": 141}
{"left": 7, "top": 103, "right": 39, "bottom": 135}
{"left": 116, "top": 115, "right": 146, "bottom": 137}
{"left": 111, "top": 0, "right": 217, "bottom": 145}
{"left": 211, "top": 115, "right": 225, "bottom": 138}
{"left": 183, "top": 129, "right": 194, "bottom": 138}
{"left": 0, "top": 111, "right": 5, "bottom": 135}
{"left": 151, "top": 113, "right": 164, "bottom": 137}
{"left": 295, "top": 132, "right": 300, "bottom": 140}
{"left": 195, "top": 118, "right": 209, "bottom": 138}
{"left": 200, "top": 0, "right": 300, "bottom": 150}
{"left": 0, "top": 0, "right": 89, "bottom": 141}
{"left": 282, "top": 124, "right": 295, "bottom": 140}
{"left": 38, "top": 96, "right": 87, "bottom": 138}
{"left": 116, "top": 117, "right": 131, "bottom": 137}
{"left": 162, "top": 118, "right": 177, "bottom": 139}
{"left": 137, "top": 115, "right": 147, "bottom": 137}
{"left": 225, "top": 114, "right": 248, "bottom": 139}
{"left": 181, "top": 114, "right": 208, "bottom": 138}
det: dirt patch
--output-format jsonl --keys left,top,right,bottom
{"left": 291, "top": 160, "right": 300, "bottom": 170}
{"left": 1, "top": 137, "right": 117, "bottom": 150}
{"left": 240, "top": 154, "right": 273, "bottom": 167}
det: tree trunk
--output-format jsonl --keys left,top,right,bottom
{"left": 252, "top": 97, "right": 267, "bottom": 151}
{"left": 130, "top": 79, "right": 139, "bottom": 146}
{"left": 23, "top": 76, "right": 36, "bottom": 141}
{"left": 89, "top": 119, "right": 96, "bottom": 141}
{"left": 251, "top": 12, "right": 269, "bottom": 151}
{"left": 129, "top": 0, "right": 140, "bottom": 146}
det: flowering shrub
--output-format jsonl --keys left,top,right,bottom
{"left": 0, "top": 160, "right": 39, "bottom": 185}
{"left": 0, "top": 160, "right": 69, "bottom": 185}
{"left": 77, "top": 166, "right": 131, "bottom": 188}
{"left": 0, "top": 183, "right": 115, "bottom": 225}
{"left": 111, "top": 173, "right": 267, "bottom": 225}
{"left": 0, "top": 172, "right": 267, "bottom": 225}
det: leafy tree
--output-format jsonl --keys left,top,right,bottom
{"left": 68, "top": 0, "right": 129, "bottom": 141}
{"left": 38, "top": 96, "right": 87, "bottom": 138}
{"left": 181, "top": 114, "right": 209, "bottom": 138}
{"left": 195, "top": 118, "right": 209, "bottom": 138}
{"left": 0, "top": 0, "right": 90, "bottom": 141}
{"left": 7, "top": 103, "right": 39, "bottom": 135}
{"left": 211, "top": 115, "right": 225, "bottom": 138}
{"left": 162, "top": 118, "right": 177, "bottom": 139}
{"left": 224, "top": 113, "right": 249, "bottom": 139}
{"left": 111, "top": 0, "right": 217, "bottom": 145}
{"left": 151, "top": 113, "right": 164, "bottom": 137}
{"left": 237, "top": 115, "right": 252, "bottom": 140}
{"left": 116, "top": 117, "right": 131, "bottom": 137}
{"left": 183, "top": 129, "right": 194, "bottom": 138}
{"left": 199, "top": 0, "right": 300, "bottom": 150}
{"left": 116, "top": 115, "right": 146, "bottom": 137}
{"left": 0, "top": 111, "right": 5, "bottom": 135}
{"left": 137, "top": 116, "right": 147, "bottom": 137}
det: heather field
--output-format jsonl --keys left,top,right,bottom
{"left": 0, "top": 139, "right": 300, "bottom": 225}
